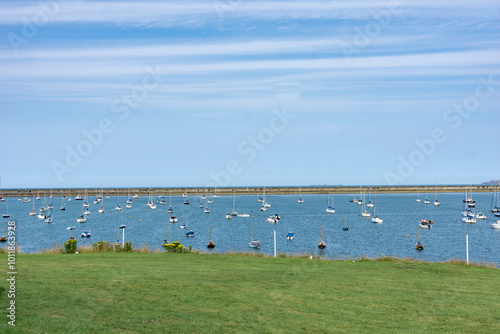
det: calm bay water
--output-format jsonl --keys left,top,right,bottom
{"left": 2, "top": 192, "right": 499, "bottom": 264}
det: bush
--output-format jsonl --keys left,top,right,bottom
{"left": 91, "top": 240, "right": 133, "bottom": 252}
{"left": 162, "top": 241, "right": 188, "bottom": 253}
{"left": 61, "top": 239, "right": 77, "bottom": 254}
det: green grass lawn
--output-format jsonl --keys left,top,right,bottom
{"left": 1, "top": 253, "right": 499, "bottom": 333}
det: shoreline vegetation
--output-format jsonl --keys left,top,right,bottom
{"left": 1, "top": 244, "right": 497, "bottom": 269}
{"left": 1, "top": 184, "right": 498, "bottom": 197}
{"left": 0, "top": 252, "right": 498, "bottom": 333}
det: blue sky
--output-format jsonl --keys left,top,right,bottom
{"left": 0, "top": 0, "right": 499, "bottom": 188}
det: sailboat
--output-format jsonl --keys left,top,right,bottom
{"left": 357, "top": 184, "right": 363, "bottom": 205}
{"left": 297, "top": 183, "right": 304, "bottom": 203}
{"left": 115, "top": 190, "right": 122, "bottom": 211}
{"left": 361, "top": 191, "right": 370, "bottom": 217}
{"left": 213, "top": 183, "right": 219, "bottom": 198}
{"left": 318, "top": 225, "right": 326, "bottom": 249}
{"left": 22, "top": 188, "right": 30, "bottom": 203}
{"left": 0, "top": 223, "right": 7, "bottom": 242}
{"left": 162, "top": 225, "right": 168, "bottom": 246}
{"left": 204, "top": 198, "right": 210, "bottom": 213}
{"left": 2, "top": 199, "right": 10, "bottom": 218}
{"left": 183, "top": 191, "right": 189, "bottom": 205}
{"left": 36, "top": 185, "right": 40, "bottom": 200}
{"left": 342, "top": 215, "right": 349, "bottom": 230}
{"left": 257, "top": 183, "right": 264, "bottom": 203}
{"left": 29, "top": 199, "right": 37, "bottom": 215}
{"left": 29, "top": 196, "right": 36, "bottom": 216}
{"left": 467, "top": 189, "right": 475, "bottom": 208}
{"left": 45, "top": 209, "right": 52, "bottom": 223}
{"left": 83, "top": 188, "right": 90, "bottom": 207}
{"left": 60, "top": 191, "right": 66, "bottom": 210}
{"left": 47, "top": 189, "right": 53, "bottom": 209}
{"left": 231, "top": 191, "right": 237, "bottom": 216}
{"left": 168, "top": 190, "right": 173, "bottom": 213}
{"left": 39, "top": 193, "right": 48, "bottom": 212}
{"left": 126, "top": 188, "right": 133, "bottom": 204}
{"left": 367, "top": 188, "right": 374, "bottom": 208}
{"left": 262, "top": 186, "right": 271, "bottom": 208}
{"left": 326, "top": 194, "right": 335, "bottom": 213}
{"left": 207, "top": 226, "right": 215, "bottom": 248}
{"left": 415, "top": 227, "right": 424, "bottom": 250}
{"left": 149, "top": 189, "right": 157, "bottom": 209}
{"left": 489, "top": 185, "right": 499, "bottom": 215}
{"left": 98, "top": 196, "right": 105, "bottom": 213}
{"left": 77, "top": 214, "right": 87, "bottom": 223}
{"left": 424, "top": 187, "right": 430, "bottom": 204}
{"left": 199, "top": 196, "right": 204, "bottom": 208}
{"left": 415, "top": 186, "right": 421, "bottom": 202}
{"left": 433, "top": 183, "right": 440, "bottom": 206}
{"left": 249, "top": 226, "right": 260, "bottom": 248}
{"left": 371, "top": 191, "right": 383, "bottom": 223}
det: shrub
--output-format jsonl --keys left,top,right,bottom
{"left": 61, "top": 239, "right": 77, "bottom": 254}
{"left": 162, "top": 241, "right": 188, "bottom": 253}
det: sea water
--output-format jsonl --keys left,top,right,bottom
{"left": 2, "top": 192, "right": 499, "bottom": 264}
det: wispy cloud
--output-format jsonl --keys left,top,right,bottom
{"left": 1, "top": 0, "right": 498, "bottom": 26}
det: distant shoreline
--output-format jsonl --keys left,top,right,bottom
{"left": 0, "top": 184, "right": 497, "bottom": 197}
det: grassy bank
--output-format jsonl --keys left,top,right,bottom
{"left": 1, "top": 253, "right": 499, "bottom": 333}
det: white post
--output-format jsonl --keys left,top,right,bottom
{"left": 274, "top": 229, "right": 277, "bottom": 258}
{"left": 122, "top": 228, "right": 125, "bottom": 248}
{"left": 466, "top": 233, "right": 469, "bottom": 265}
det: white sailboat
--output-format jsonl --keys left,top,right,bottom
{"left": 98, "top": 196, "right": 105, "bottom": 213}
{"left": 366, "top": 188, "right": 374, "bottom": 208}
{"left": 415, "top": 186, "right": 421, "bottom": 202}
{"left": 424, "top": 187, "right": 430, "bottom": 204}
{"left": 262, "top": 186, "right": 271, "bottom": 208}
{"left": 115, "top": 190, "right": 122, "bottom": 211}
{"left": 357, "top": 184, "right": 363, "bottom": 205}
{"left": 168, "top": 190, "right": 173, "bottom": 213}
{"left": 297, "top": 183, "right": 304, "bottom": 203}
{"left": 126, "top": 188, "right": 133, "bottom": 204}
{"left": 22, "top": 188, "right": 30, "bottom": 203}
{"left": 204, "top": 198, "right": 210, "bottom": 213}
{"left": 213, "top": 183, "right": 219, "bottom": 198}
{"left": 29, "top": 196, "right": 36, "bottom": 216}
{"left": 60, "top": 190, "right": 66, "bottom": 210}
{"left": 371, "top": 191, "right": 382, "bottom": 223}
{"left": 249, "top": 226, "right": 260, "bottom": 248}
{"left": 433, "top": 183, "right": 440, "bottom": 206}
{"left": 36, "top": 185, "right": 40, "bottom": 200}
{"left": 361, "top": 191, "right": 370, "bottom": 217}
{"left": 325, "top": 194, "right": 335, "bottom": 213}
{"left": 231, "top": 191, "right": 237, "bottom": 216}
